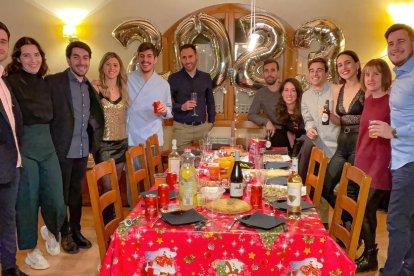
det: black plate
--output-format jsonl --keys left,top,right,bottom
{"left": 264, "top": 161, "right": 289, "bottom": 170}
{"left": 239, "top": 212, "right": 286, "bottom": 230}
{"left": 161, "top": 209, "right": 206, "bottom": 226}
{"left": 272, "top": 199, "right": 314, "bottom": 211}
{"left": 141, "top": 190, "right": 177, "bottom": 199}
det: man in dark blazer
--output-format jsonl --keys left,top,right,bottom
{"left": 46, "top": 41, "right": 104, "bottom": 254}
{"left": 0, "top": 21, "right": 27, "bottom": 276}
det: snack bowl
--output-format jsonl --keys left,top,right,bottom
{"left": 200, "top": 186, "right": 225, "bottom": 201}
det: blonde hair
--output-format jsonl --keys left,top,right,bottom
{"left": 98, "top": 52, "right": 128, "bottom": 106}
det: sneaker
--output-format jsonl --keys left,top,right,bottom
{"left": 25, "top": 249, "right": 50, "bottom": 270}
{"left": 40, "top": 225, "right": 60, "bottom": 256}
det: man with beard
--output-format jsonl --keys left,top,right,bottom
{"left": 248, "top": 58, "right": 281, "bottom": 141}
{"left": 370, "top": 24, "right": 414, "bottom": 276}
{"left": 46, "top": 41, "right": 104, "bottom": 254}
{"left": 301, "top": 57, "right": 339, "bottom": 159}
{"left": 127, "top": 42, "right": 172, "bottom": 149}
{"left": 168, "top": 44, "right": 215, "bottom": 150}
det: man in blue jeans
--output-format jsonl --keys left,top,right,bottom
{"left": 371, "top": 23, "right": 414, "bottom": 275}
{"left": 0, "top": 21, "right": 27, "bottom": 276}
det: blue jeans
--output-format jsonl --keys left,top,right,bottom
{"left": 0, "top": 169, "right": 20, "bottom": 270}
{"left": 383, "top": 161, "right": 414, "bottom": 275}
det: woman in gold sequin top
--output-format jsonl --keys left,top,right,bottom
{"left": 92, "top": 52, "right": 128, "bottom": 222}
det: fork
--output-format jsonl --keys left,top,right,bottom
{"left": 227, "top": 215, "right": 242, "bottom": 230}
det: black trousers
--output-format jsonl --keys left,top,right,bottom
{"left": 360, "top": 188, "right": 389, "bottom": 251}
{"left": 59, "top": 157, "right": 88, "bottom": 235}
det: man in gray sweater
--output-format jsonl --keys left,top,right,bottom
{"left": 247, "top": 58, "right": 281, "bottom": 137}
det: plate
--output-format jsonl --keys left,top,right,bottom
{"left": 141, "top": 190, "right": 177, "bottom": 199}
{"left": 161, "top": 209, "right": 206, "bottom": 226}
{"left": 239, "top": 212, "right": 286, "bottom": 230}
{"left": 272, "top": 199, "right": 314, "bottom": 211}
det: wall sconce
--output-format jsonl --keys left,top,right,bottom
{"left": 63, "top": 24, "right": 78, "bottom": 42}
{"left": 57, "top": 8, "right": 87, "bottom": 42}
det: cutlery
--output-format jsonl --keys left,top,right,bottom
{"left": 122, "top": 215, "right": 142, "bottom": 227}
{"left": 227, "top": 216, "right": 242, "bottom": 230}
{"left": 150, "top": 215, "right": 162, "bottom": 228}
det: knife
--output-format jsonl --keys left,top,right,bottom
{"left": 150, "top": 215, "right": 162, "bottom": 228}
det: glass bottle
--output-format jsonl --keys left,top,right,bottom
{"left": 230, "top": 151, "right": 243, "bottom": 199}
{"left": 168, "top": 139, "right": 180, "bottom": 175}
{"left": 287, "top": 157, "right": 303, "bottom": 219}
{"left": 179, "top": 149, "right": 197, "bottom": 210}
{"left": 322, "top": 99, "right": 330, "bottom": 125}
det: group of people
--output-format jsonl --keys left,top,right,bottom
{"left": 248, "top": 23, "right": 414, "bottom": 275}
{"left": 1, "top": 18, "right": 414, "bottom": 275}
{"left": 0, "top": 21, "right": 215, "bottom": 275}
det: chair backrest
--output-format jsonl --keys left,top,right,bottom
{"left": 146, "top": 134, "right": 164, "bottom": 185}
{"left": 126, "top": 144, "right": 150, "bottom": 207}
{"left": 329, "top": 162, "right": 371, "bottom": 259}
{"left": 305, "top": 147, "right": 328, "bottom": 208}
{"left": 86, "top": 159, "right": 124, "bottom": 262}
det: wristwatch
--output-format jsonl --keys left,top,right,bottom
{"left": 392, "top": 128, "right": 398, "bottom": 138}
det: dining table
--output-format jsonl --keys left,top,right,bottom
{"left": 100, "top": 183, "right": 356, "bottom": 276}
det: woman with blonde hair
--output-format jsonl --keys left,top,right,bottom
{"left": 92, "top": 52, "right": 128, "bottom": 223}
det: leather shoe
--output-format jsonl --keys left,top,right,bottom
{"left": 2, "top": 266, "right": 28, "bottom": 276}
{"left": 72, "top": 232, "right": 92, "bottom": 249}
{"left": 61, "top": 234, "right": 79, "bottom": 254}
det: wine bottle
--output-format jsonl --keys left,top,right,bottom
{"left": 287, "top": 157, "right": 303, "bottom": 219}
{"left": 168, "top": 139, "right": 180, "bottom": 175}
{"left": 322, "top": 99, "right": 330, "bottom": 125}
{"left": 230, "top": 151, "right": 243, "bottom": 199}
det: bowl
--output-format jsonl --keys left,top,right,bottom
{"left": 200, "top": 186, "right": 225, "bottom": 201}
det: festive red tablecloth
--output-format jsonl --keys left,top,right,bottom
{"left": 100, "top": 192, "right": 356, "bottom": 276}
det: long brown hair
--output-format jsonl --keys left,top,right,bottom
{"left": 5, "top": 36, "right": 48, "bottom": 77}
{"left": 275, "top": 78, "right": 303, "bottom": 125}
{"left": 98, "top": 52, "right": 128, "bottom": 106}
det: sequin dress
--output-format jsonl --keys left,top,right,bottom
{"left": 97, "top": 94, "right": 128, "bottom": 163}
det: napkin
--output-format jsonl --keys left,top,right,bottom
{"left": 264, "top": 161, "right": 289, "bottom": 170}
{"left": 140, "top": 190, "right": 177, "bottom": 199}
{"left": 239, "top": 212, "right": 286, "bottom": 230}
{"left": 272, "top": 199, "right": 314, "bottom": 211}
{"left": 161, "top": 209, "right": 206, "bottom": 226}
{"left": 265, "top": 176, "right": 288, "bottom": 185}
{"left": 265, "top": 148, "right": 288, "bottom": 155}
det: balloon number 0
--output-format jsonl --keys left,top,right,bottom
{"left": 112, "top": 14, "right": 344, "bottom": 92}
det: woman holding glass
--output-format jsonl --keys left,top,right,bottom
{"left": 92, "top": 52, "right": 128, "bottom": 223}
{"left": 6, "top": 37, "right": 66, "bottom": 270}
{"left": 271, "top": 78, "right": 305, "bottom": 154}
{"left": 354, "top": 59, "right": 392, "bottom": 272}
{"left": 322, "top": 50, "right": 365, "bottom": 208}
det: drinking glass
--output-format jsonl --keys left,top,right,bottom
{"left": 191, "top": 92, "right": 198, "bottom": 116}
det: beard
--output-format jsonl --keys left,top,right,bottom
{"left": 265, "top": 77, "right": 276, "bottom": 86}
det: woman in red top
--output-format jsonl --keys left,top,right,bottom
{"left": 354, "top": 59, "right": 392, "bottom": 272}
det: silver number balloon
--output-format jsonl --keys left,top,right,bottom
{"left": 173, "top": 12, "right": 231, "bottom": 89}
{"left": 112, "top": 19, "right": 163, "bottom": 72}
{"left": 231, "top": 13, "right": 286, "bottom": 96}
{"left": 294, "top": 19, "right": 345, "bottom": 83}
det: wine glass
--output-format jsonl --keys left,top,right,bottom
{"left": 191, "top": 92, "right": 198, "bottom": 116}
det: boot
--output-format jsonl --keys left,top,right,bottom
{"left": 356, "top": 245, "right": 378, "bottom": 273}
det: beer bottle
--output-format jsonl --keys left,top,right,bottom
{"left": 322, "top": 100, "right": 330, "bottom": 125}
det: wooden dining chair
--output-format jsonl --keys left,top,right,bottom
{"left": 146, "top": 134, "right": 164, "bottom": 186}
{"left": 126, "top": 144, "right": 151, "bottom": 207}
{"left": 86, "top": 158, "right": 124, "bottom": 262}
{"left": 329, "top": 162, "right": 371, "bottom": 259}
{"left": 304, "top": 147, "right": 328, "bottom": 208}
